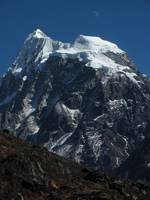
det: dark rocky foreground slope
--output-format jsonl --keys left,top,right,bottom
{"left": 1, "top": 130, "right": 150, "bottom": 200}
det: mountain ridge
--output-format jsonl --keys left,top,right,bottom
{"left": 0, "top": 29, "right": 150, "bottom": 173}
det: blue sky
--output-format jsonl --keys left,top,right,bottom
{"left": 0, "top": 0, "right": 150, "bottom": 76}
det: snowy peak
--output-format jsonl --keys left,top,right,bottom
{"left": 12, "top": 29, "right": 71, "bottom": 74}
{"left": 73, "top": 35, "right": 124, "bottom": 53}
{"left": 12, "top": 30, "right": 54, "bottom": 73}
{"left": 27, "top": 29, "right": 48, "bottom": 40}
{"left": 11, "top": 29, "right": 130, "bottom": 76}
{"left": 24, "top": 29, "right": 54, "bottom": 55}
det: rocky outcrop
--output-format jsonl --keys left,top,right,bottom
{"left": 116, "top": 138, "right": 150, "bottom": 181}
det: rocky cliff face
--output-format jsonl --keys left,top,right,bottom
{"left": 0, "top": 29, "right": 150, "bottom": 172}
{"left": 116, "top": 138, "right": 150, "bottom": 181}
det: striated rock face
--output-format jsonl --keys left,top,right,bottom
{"left": 1, "top": 131, "right": 150, "bottom": 200}
{"left": 0, "top": 29, "right": 150, "bottom": 172}
{"left": 116, "top": 138, "right": 150, "bottom": 181}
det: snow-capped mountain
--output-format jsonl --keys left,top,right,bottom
{"left": 0, "top": 29, "right": 150, "bottom": 171}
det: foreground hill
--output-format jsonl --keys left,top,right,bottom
{"left": 0, "top": 130, "right": 150, "bottom": 200}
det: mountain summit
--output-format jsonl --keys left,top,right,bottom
{"left": 12, "top": 30, "right": 137, "bottom": 83}
{"left": 0, "top": 30, "right": 150, "bottom": 172}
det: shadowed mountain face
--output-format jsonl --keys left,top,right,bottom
{"left": 0, "top": 30, "right": 150, "bottom": 172}
{"left": 1, "top": 130, "right": 150, "bottom": 200}
{"left": 116, "top": 138, "right": 150, "bottom": 181}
